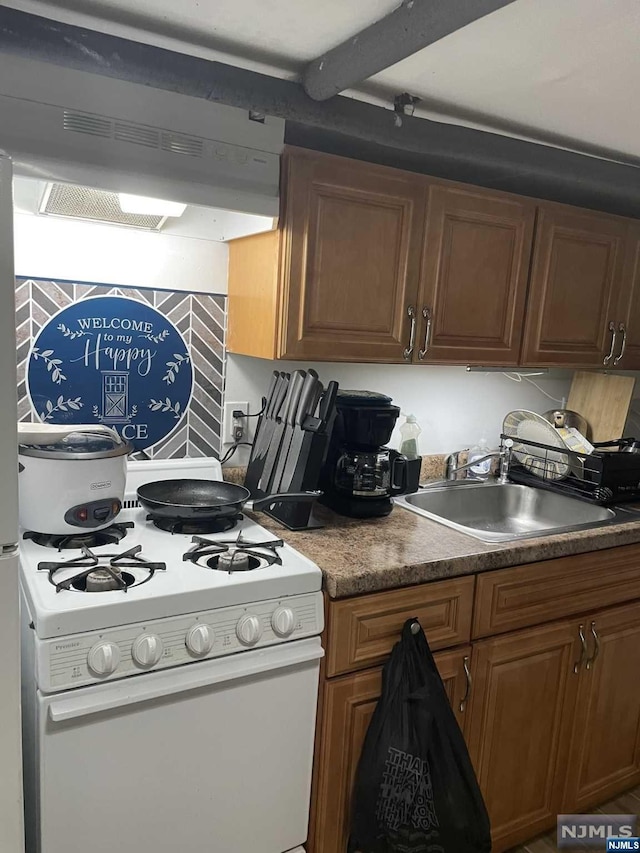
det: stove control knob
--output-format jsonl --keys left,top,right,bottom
{"left": 87, "top": 641, "right": 120, "bottom": 677}
{"left": 132, "top": 633, "right": 164, "bottom": 668}
{"left": 271, "top": 606, "right": 296, "bottom": 638}
{"left": 186, "top": 623, "right": 214, "bottom": 657}
{"left": 236, "top": 614, "right": 263, "bottom": 646}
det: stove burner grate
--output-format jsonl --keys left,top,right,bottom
{"left": 24, "top": 522, "right": 134, "bottom": 552}
{"left": 38, "top": 545, "right": 167, "bottom": 593}
{"left": 183, "top": 534, "right": 284, "bottom": 574}
{"left": 147, "top": 515, "right": 242, "bottom": 535}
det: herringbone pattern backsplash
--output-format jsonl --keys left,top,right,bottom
{"left": 16, "top": 278, "right": 225, "bottom": 459}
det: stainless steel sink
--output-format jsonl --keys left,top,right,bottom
{"left": 395, "top": 481, "right": 640, "bottom": 542}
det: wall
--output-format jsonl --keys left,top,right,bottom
{"left": 225, "top": 354, "right": 573, "bottom": 463}
{"left": 13, "top": 212, "right": 229, "bottom": 292}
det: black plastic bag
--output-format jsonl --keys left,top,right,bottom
{"left": 349, "top": 619, "right": 491, "bottom": 853}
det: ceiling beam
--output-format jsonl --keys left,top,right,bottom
{"left": 303, "top": 0, "right": 518, "bottom": 101}
{"left": 0, "top": 7, "right": 638, "bottom": 218}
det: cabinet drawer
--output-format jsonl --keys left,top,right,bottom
{"left": 325, "top": 576, "right": 474, "bottom": 677}
{"left": 473, "top": 544, "right": 640, "bottom": 639}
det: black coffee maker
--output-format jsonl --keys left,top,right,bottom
{"left": 319, "top": 390, "right": 420, "bottom": 518}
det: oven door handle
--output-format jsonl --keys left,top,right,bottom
{"left": 48, "top": 638, "right": 324, "bottom": 722}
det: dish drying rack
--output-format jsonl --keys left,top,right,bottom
{"left": 500, "top": 433, "right": 640, "bottom": 506}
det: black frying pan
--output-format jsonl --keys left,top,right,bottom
{"left": 137, "top": 479, "right": 318, "bottom": 521}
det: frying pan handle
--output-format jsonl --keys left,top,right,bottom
{"left": 252, "top": 491, "right": 322, "bottom": 512}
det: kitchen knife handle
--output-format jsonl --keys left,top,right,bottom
{"left": 284, "top": 370, "right": 307, "bottom": 425}
{"left": 263, "top": 370, "right": 279, "bottom": 412}
{"left": 295, "top": 372, "right": 321, "bottom": 427}
{"left": 272, "top": 373, "right": 290, "bottom": 419}
{"left": 319, "top": 381, "right": 339, "bottom": 427}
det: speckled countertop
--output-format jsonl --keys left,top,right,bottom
{"left": 224, "top": 461, "right": 640, "bottom": 599}
{"left": 254, "top": 501, "right": 640, "bottom": 598}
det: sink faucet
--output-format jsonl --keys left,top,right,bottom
{"left": 445, "top": 441, "right": 513, "bottom": 484}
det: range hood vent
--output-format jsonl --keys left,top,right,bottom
{"left": 0, "top": 54, "right": 283, "bottom": 216}
{"left": 40, "top": 182, "right": 166, "bottom": 230}
{"left": 63, "top": 110, "right": 206, "bottom": 159}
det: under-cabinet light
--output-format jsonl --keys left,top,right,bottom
{"left": 118, "top": 193, "right": 187, "bottom": 217}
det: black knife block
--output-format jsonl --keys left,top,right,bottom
{"left": 257, "top": 426, "right": 330, "bottom": 530}
{"left": 244, "top": 384, "right": 338, "bottom": 531}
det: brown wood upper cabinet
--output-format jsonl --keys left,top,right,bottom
{"left": 228, "top": 148, "right": 537, "bottom": 365}
{"left": 228, "top": 147, "right": 427, "bottom": 363}
{"left": 228, "top": 148, "right": 640, "bottom": 367}
{"left": 280, "top": 148, "right": 427, "bottom": 363}
{"left": 521, "top": 203, "right": 631, "bottom": 367}
{"left": 417, "top": 183, "right": 536, "bottom": 365}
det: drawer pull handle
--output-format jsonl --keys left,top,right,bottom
{"left": 410, "top": 619, "right": 422, "bottom": 635}
{"left": 459, "top": 655, "right": 472, "bottom": 712}
{"left": 603, "top": 321, "right": 617, "bottom": 365}
{"left": 586, "top": 621, "right": 600, "bottom": 670}
{"left": 613, "top": 323, "right": 627, "bottom": 366}
{"left": 573, "top": 624, "right": 587, "bottom": 673}
{"left": 403, "top": 306, "right": 416, "bottom": 360}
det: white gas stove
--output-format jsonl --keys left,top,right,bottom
{"left": 21, "top": 459, "right": 323, "bottom": 853}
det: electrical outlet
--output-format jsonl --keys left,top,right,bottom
{"left": 223, "top": 401, "right": 250, "bottom": 445}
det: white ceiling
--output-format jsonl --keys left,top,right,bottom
{"left": 4, "top": 0, "right": 640, "bottom": 163}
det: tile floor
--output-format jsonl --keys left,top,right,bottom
{"left": 510, "top": 785, "right": 640, "bottom": 852}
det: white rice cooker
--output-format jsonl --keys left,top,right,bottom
{"left": 18, "top": 424, "right": 132, "bottom": 534}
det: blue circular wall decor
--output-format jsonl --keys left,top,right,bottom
{"left": 27, "top": 295, "right": 194, "bottom": 451}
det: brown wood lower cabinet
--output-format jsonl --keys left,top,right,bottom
{"left": 307, "top": 646, "right": 471, "bottom": 853}
{"left": 563, "top": 601, "right": 640, "bottom": 812}
{"left": 309, "top": 550, "right": 640, "bottom": 853}
{"left": 465, "top": 621, "right": 580, "bottom": 852}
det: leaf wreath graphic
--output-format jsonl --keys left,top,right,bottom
{"left": 163, "top": 352, "right": 190, "bottom": 385}
{"left": 92, "top": 405, "right": 100, "bottom": 419}
{"left": 31, "top": 347, "right": 66, "bottom": 384}
{"left": 139, "top": 329, "right": 170, "bottom": 345}
{"left": 149, "top": 397, "right": 182, "bottom": 420}
{"left": 40, "top": 396, "right": 83, "bottom": 422}
{"left": 57, "top": 323, "right": 91, "bottom": 340}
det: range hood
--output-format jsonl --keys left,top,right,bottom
{"left": 0, "top": 54, "right": 283, "bottom": 216}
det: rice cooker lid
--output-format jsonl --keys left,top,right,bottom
{"left": 336, "top": 390, "right": 394, "bottom": 408}
{"left": 18, "top": 431, "right": 132, "bottom": 460}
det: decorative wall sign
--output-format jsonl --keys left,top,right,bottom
{"left": 26, "top": 295, "right": 193, "bottom": 450}
{"left": 17, "top": 280, "right": 225, "bottom": 459}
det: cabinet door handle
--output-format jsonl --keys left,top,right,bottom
{"left": 418, "top": 307, "right": 432, "bottom": 360}
{"left": 403, "top": 306, "right": 416, "bottom": 360}
{"left": 459, "top": 655, "right": 472, "bottom": 712}
{"left": 586, "top": 621, "right": 600, "bottom": 670}
{"left": 613, "top": 323, "right": 627, "bottom": 366}
{"left": 573, "top": 624, "right": 587, "bottom": 673}
{"left": 603, "top": 321, "right": 617, "bottom": 365}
